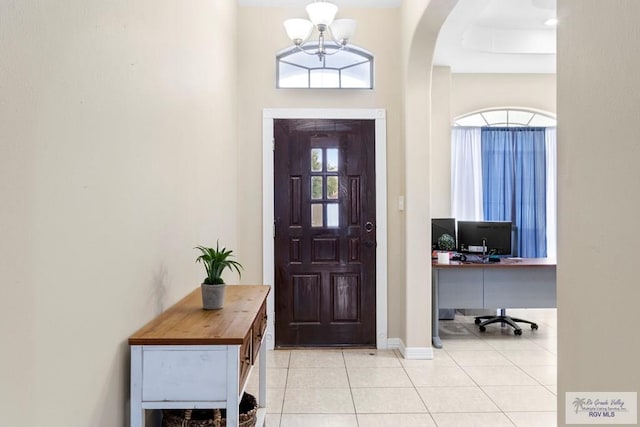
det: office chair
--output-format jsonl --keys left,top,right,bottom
{"left": 473, "top": 225, "right": 538, "bottom": 336}
{"left": 474, "top": 309, "right": 538, "bottom": 335}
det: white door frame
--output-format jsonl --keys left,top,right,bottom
{"left": 262, "top": 108, "right": 388, "bottom": 350}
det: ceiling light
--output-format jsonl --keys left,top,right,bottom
{"left": 283, "top": 1, "right": 356, "bottom": 61}
{"left": 544, "top": 17, "right": 559, "bottom": 27}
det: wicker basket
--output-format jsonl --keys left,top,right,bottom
{"left": 219, "top": 392, "right": 258, "bottom": 427}
{"left": 162, "top": 409, "right": 221, "bottom": 427}
{"left": 162, "top": 393, "right": 257, "bottom": 427}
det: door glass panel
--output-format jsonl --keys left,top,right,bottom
{"left": 326, "top": 203, "right": 339, "bottom": 227}
{"left": 327, "top": 176, "right": 338, "bottom": 199}
{"left": 311, "top": 176, "right": 323, "bottom": 199}
{"left": 326, "top": 148, "right": 339, "bottom": 171}
{"left": 311, "top": 149, "right": 323, "bottom": 172}
{"left": 311, "top": 203, "right": 323, "bottom": 227}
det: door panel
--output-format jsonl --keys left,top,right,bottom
{"left": 274, "top": 119, "right": 376, "bottom": 347}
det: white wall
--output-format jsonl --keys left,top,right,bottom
{"left": 0, "top": 1, "right": 238, "bottom": 425}
{"left": 557, "top": 0, "right": 640, "bottom": 424}
{"left": 430, "top": 66, "right": 453, "bottom": 217}
{"left": 451, "top": 73, "right": 557, "bottom": 118}
{"left": 401, "top": 0, "right": 458, "bottom": 353}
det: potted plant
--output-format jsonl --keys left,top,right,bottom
{"left": 195, "top": 242, "right": 243, "bottom": 310}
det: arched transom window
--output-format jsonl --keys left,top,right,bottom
{"left": 454, "top": 109, "right": 557, "bottom": 127}
{"left": 276, "top": 44, "right": 373, "bottom": 89}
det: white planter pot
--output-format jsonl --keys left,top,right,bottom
{"left": 201, "top": 283, "right": 226, "bottom": 310}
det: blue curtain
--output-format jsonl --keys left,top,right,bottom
{"left": 482, "top": 128, "right": 547, "bottom": 257}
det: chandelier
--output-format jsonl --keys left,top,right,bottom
{"left": 283, "top": 1, "right": 356, "bottom": 61}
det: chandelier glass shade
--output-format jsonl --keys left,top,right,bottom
{"left": 305, "top": 1, "right": 337, "bottom": 27}
{"left": 283, "top": 1, "right": 356, "bottom": 61}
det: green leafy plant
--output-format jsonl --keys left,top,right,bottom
{"left": 195, "top": 242, "right": 243, "bottom": 285}
{"left": 437, "top": 233, "right": 456, "bottom": 251}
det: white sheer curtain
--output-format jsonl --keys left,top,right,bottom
{"left": 545, "top": 127, "right": 557, "bottom": 258}
{"left": 451, "top": 127, "right": 483, "bottom": 221}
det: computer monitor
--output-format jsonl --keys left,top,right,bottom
{"left": 457, "top": 221, "right": 513, "bottom": 255}
{"left": 431, "top": 218, "right": 457, "bottom": 251}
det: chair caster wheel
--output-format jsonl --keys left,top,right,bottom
{"left": 474, "top": 318, "right": 481, "bottom": 325}
{"left": 479, "top": 325, "right": 486, "bottom": 332}
{"left": 531, "top": 324, "right": 539, "bottom": 330}
{"left": 514, "top": 329, "right": 523, "bottom": 336}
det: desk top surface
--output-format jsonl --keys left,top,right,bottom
{"left": 433, "top": 257, "right": 556, "bottom": 269}
{"left": 129, "top": 285, "right": 270, "bottom": 346}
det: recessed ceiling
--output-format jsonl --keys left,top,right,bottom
{"left": 239, "top": 0, "right": 556, "bottom": 73}
{"left": 434, "top": 0, "right": 557, "bottom": 73}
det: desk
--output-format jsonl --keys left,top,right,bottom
{"left": 432, "top": 258, "right": 555, "bottom": 348}
{"left": 129, "top": 285, "right": 270, "bottom": 427}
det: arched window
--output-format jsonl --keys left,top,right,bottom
{"left": 276, "top": 44, "right": 373, "bottom": 89}
{"left": 454, "top": 108, "right": 556, "bottom": 127}
{"left": 451, "top": 108, "right": 557, "bottom": 258}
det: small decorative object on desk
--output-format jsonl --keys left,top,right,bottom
{"left": 437, "top": 233, "right": 456, "bottom": 251}
{"left": 161, "top": 393, "right": 258, "bottom": 427}
{"left": 437, "top": 251, "right": 450, "bottom": 264}
{"left": 195, "top": 241, "right": 244, "bottom": 310}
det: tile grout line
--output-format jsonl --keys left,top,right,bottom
{"left": 269, "top": 312, "right": 556, "bottom": 426}
{"left": 445, "top": 338, "right": 513, "bottom": 423}
{"left": 275, "top": 351, "right": 291, "bottom": 427}
{"left": 453, "top": 314, "right": 557, "bottom": 422}
{"left": 396, "top": 348, "right": 438, "bottom": 425}
{"left": 342, "top": 350, "right": 361, "bottom": 427}
{"left": 444, "top": 319, "right": 528, "bottom": 426}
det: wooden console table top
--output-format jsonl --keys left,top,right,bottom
{"left": 128, "top": 285, "right": 270, "bottom": 346}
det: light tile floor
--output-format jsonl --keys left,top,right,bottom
{"left": 247, "top": 308, "right": 557, "bottom": 427}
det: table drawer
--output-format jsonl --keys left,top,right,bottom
{"left": 141, "top": 347, "right": 227, "bottom": 402}
{"left": 239, "top": 330, "right": 252, "bottom": 389}
{"left": 252, "top": 301, "right": 267, "bottom": 362}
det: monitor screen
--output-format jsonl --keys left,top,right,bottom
{"left": 457, "top": 221, "right": 513, "bottom": 255}
{"left": 431, "top": 218, "right": 457, "bottom": 251}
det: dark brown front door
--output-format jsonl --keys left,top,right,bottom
{"left": 274, "top": 119, "right": 376, "bottom": 347}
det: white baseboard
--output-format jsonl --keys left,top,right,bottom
{"left": 387, "top": 337, "right": 434, "bottom": 360}
{"left": 386, "top": 337, "right": 402, "bottom": 350}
